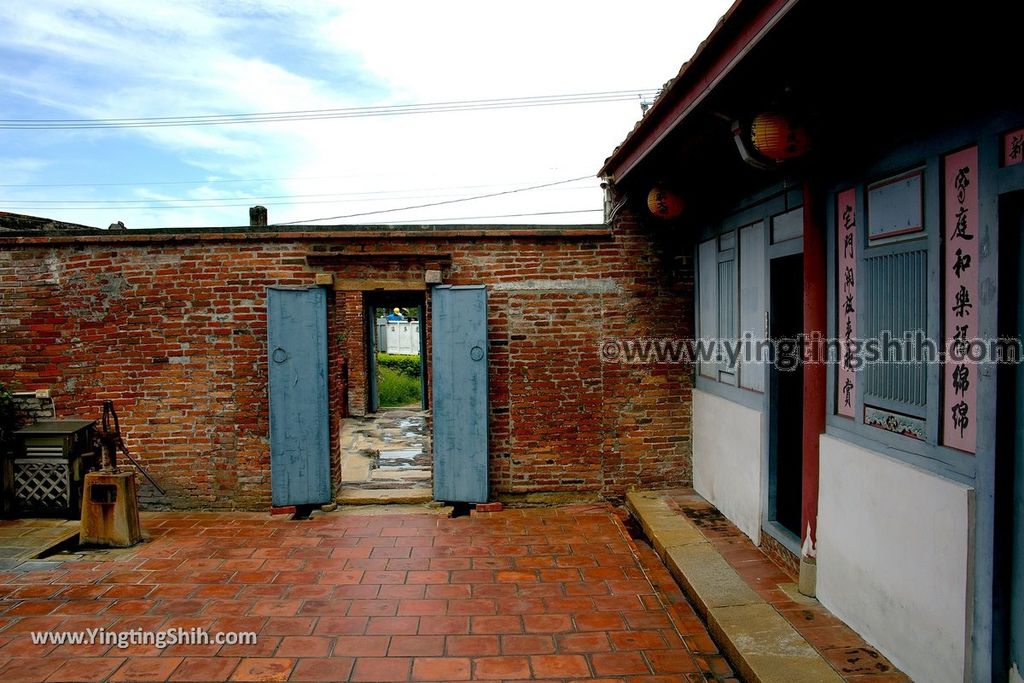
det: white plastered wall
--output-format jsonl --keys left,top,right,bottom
{"left": 692, "top": 388, "right": 763, "bottom": 543}
{"left": 817, "top": 434, "right": 973, "bottom": 683}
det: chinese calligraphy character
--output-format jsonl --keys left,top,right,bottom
{"left": 953, "top": 248, "right": 972, "bottom": 278}
{"left": 843, "top": 204, "right": 854, "bottom": 230}
{"left": 952, "top": 364, "right": 970, "bottom": 396}
{"left": 842, "top": 378, "right": 854, "bottom": 406}
{"left": 954, "top": 166, "right": 971, "bottom": 204}
{"left": 953, "top": 285, "right": 973, "bottom": 318}
{"left": 943, "top": 152, "right": 977, "bottom": 451}
{"left": 951, "top": 401, "right": 970, "bottom": 438}
{"left": 951, "top": 206, "right": 973, "bottom": 241}
{"left": 844, "top": 232, "right": 854, "bottom": 259}
{"left": 844, "top": 266, "right": 855, "bottom": 293}
{"left": 952, "top": 324, "right": 970, "bottom": 357}
{"left": 844, "top": 293, "right": 855, "bottom": 315}
{"left": 1011, "top": 135, "right": 1023, "bottom": 161}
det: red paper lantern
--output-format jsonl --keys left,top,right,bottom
{"left": 750, "top": 111, "right": 810, "bottom": 162}
{"left": 647, "top": 186, "right": 684, "bottom": 219}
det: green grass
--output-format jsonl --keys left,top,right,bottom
{"left": 378, "top": 365, "right": 421, "bottom": 407}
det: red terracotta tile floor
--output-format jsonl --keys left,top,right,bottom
{"left": 0, "top": 505, "right": 738, "bottom": 682}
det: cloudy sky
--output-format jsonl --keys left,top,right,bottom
{"left": 0, "top": 1, "right": 732, "bottom": 228}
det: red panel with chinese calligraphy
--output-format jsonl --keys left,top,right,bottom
{"left": 1003, "top": 128, "right": 1024, "bottom": 167}
{"left": 942, "top": 147, "right": 979, "bottom": 453}
{"left": 837, "top": 188, "right": 858, "bottom": 418}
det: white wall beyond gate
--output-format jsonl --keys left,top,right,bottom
{"left": 376, "top": 318, "right": 421, "bottom": 355}
{"left": 692, "top": 388, "right": 763, "bottom": 543}
{"left": 816, "top": 434, "right": 973, "bottom": 683}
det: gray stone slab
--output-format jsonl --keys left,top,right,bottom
{"left": 779, "top": 581, "right": 821, "bottom": 606}
{"left": 378, "top": 448, "right": 422, "bottom": 462}
{"left": 338, "top": 488, "right": 433, "bottom": 505}
{"left": 628, "top": 489, "right": 846, "bottom": 683}
{"left": 647, "top": 519, "right": 705, "bottom": 553}
{"left": 666, "top": 543, "right": 762, "bottom": 609}
{"left": 12, "top": 560, "right": 64, "bottom": 572}
{"left": 710, "top": 603, "right": 844, "bottom": 683}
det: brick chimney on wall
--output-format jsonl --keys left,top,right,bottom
{"left": 249, "top": 205, "right": 268, "bottom": 228}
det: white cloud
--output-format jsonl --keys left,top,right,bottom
{"left": 0, "top": 0, "right": 733, "bottom": 227}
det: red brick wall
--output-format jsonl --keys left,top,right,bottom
{"left": 0, "top": 215, "right": 693, "bottom": 510}
{"left": 339, "top": 291, "right": 366, "bottom": 416}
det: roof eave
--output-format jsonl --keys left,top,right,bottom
{"left": 598, "top": 0, "right": 800, "bottom": 183}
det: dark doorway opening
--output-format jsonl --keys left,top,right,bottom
{"left": 994, "top": 192, "right": 1024, "bottom": 682}
{"left": 768, "top": 253, "right": 804, "bottom": 538}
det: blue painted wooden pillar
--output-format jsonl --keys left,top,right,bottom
{"left": 431, "top": 285, "right": 488, "bottom": 503}
{"left": 267, "top": 287, "right": 331, "bottom": 506}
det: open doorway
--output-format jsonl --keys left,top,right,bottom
{"left": 367, "top": 296, "right": 426, "bottom": 413}
{"left": 995, "top": 192, "right": 1024, "bottom": 682}
{"left": 339, "top": 291, "right": 432, "bottom": 503}
{"left": 767, "top": 252, "right": 804, "bottom": 540}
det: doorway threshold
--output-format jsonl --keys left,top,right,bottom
{"left": 762, "top": 519, "right": 801, "bottom": 556}
{"left": 337, "top": 488, "right": 434, "bottom": 505}
{"left": 761, "top": 520, "right": 802, "bottom": 577}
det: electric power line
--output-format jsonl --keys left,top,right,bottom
{"left": 0, "top": 172, "right": 587, "bottom": 190}
{"left": 0, "top": 176, "right": 599, "bottom": 218}
{"left": 0, "top": 90, "right": 659, "bottom": 130}
{"left": 272, "top": 175, "right": 595, "bottom": 225}
{"left": 381, "top": 208, "right": 602, "bottom": 224}
{"left": 0, "top": 174, "right": 386, "bottom": 188}
{"left": 0, "top": 180, "right": 594, "bottom": 207}
{"left": 0, "top": 179, "right": 598, "bottom": 213}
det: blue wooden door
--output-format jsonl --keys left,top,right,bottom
{"left": 432, "top": 285, "right": 488, "bottom": 503}
{"left": 267, "top": 287, "right": 331, "bottom": 506}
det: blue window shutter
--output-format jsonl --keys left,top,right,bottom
{"left": 718, "top": 257, "right": 736, "bottom": 382}
{"left": 698, "top": 239, "right": 718, "bottom": 379}
{"left": 739, "top": 222, "right": 766, "bottom": 392}
{"left": 863, "top": 247, "right": 928, "bottom": 413}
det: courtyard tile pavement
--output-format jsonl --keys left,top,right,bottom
{"left": 0, "top": 505, "right": 738, "bottom": 682}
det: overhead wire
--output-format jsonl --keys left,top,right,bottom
{"left": 0, "top": 179, "right": 594, "bottom": 207}
{"left": 0, "top": 173, "right": 587, "bottom": 190}
{"left": 0, "top": 174, "right": 403, "bottom": 188}
{"left": 0, "top": 89, "right": 638, "bottom": 220}
{"left": 0, "top": 90, "right": 659, "bottom": 129}
{"left": 0, "top": 90, "right": 633, "bottom": 221}
{"left": 0, "top": 177, "right": 597, "bottom": 214}
{"left": 271, "top": 175, "right": 594, "bottom": 225}
{"left": 380, "top": 208, "right": 602, "bottom": 224}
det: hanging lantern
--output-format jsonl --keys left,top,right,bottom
{"left": 647, "top": 186, "right": 684, "bottom": 219}
{"left": 750, "top": 111, "right": 810, "bottom": 162}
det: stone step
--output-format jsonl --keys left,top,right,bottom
{"left": 627, "top": 491, "right": 844, "bottom": 683}
{"left": 337, "top": 488, "right": 434, "bottom": 505}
